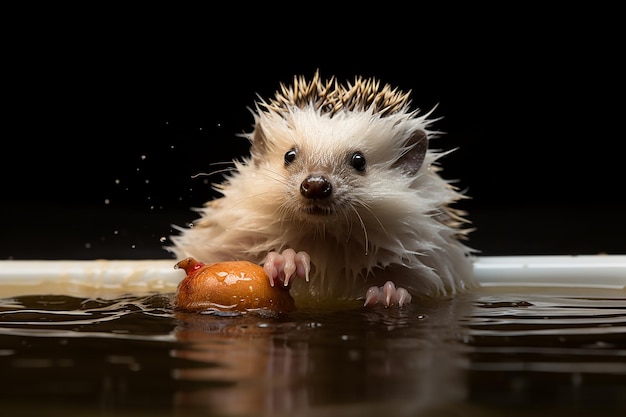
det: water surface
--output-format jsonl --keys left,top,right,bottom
{"left": 1, "top": 287, "right": 625, "bottom": 416}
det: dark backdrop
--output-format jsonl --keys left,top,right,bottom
{"left": 2, "top": 7, "right": 623, "bottom": 260}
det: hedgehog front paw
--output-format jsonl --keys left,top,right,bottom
{"left": 364, "top": 281, "right": 412, "bottom": 307}
{"left": 263, "top": 249, "right": 311, "bottom": 287}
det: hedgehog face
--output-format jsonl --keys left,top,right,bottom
{"left": 249, "top": 106, "right": 429, "bottom": 227}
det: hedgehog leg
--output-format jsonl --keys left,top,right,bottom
{"left": 364, "top": 281, "right": 412, "bottom": 307}
{"left": 263, "top": 249, "right": 311, "bottom": 287}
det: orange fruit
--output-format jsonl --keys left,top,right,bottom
{"left": 173, "top": 257, "right": 296, "bottom": 314}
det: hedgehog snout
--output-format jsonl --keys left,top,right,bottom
{"left": 300, "top": 174, "right": 332, "bottom": 200}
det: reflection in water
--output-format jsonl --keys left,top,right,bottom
{"left": 171, "top": 299, "right": 472, "bottom": 416}
{"left": 0, "top": 289, "right": 625, "bottom": 416}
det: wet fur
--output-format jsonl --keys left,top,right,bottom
{"left": 168, "top": 73, "right": 477, "bottom": 305}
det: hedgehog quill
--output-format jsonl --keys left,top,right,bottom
{"left": 168, "top": 71, "right": 477, "bottom": 307}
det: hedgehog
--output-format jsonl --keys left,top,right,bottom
{"left": 168, "top": 71, "right": 477, "bottom": 307}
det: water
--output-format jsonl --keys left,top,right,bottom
{"left": 1, "top": 287, "right": 625, "bottom": 417}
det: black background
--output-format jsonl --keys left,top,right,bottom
{"left": 2, "top": 6, "right": 624, "bottom": 260}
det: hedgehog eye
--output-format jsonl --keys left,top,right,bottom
{"left": 284, "top": 148, "right": 297, "bottom": 165}
{"left": 350, "top": 151, "right": 366, "bottom": 172}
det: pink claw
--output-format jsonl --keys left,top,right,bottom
{"left": 294, "top": 251, "right": 311, "bottom": 282}
{"left": 382, "top": 281, "right": 396, "bottom": 306}
{"left": 395, "top": 287, "right": 411, "bottom": 307}
{"left": 263, "top": 252, "right": 280, "bottom": 287}
{"left": 364, "top": 281, "right": 412, "bottom": 307}
{"left": 364, "top": 286, "right": 382, "bottom": 306}
{"left": 262, "top": 249, "right": 311, "bottom": 287}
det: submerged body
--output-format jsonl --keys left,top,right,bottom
{"left": 169, "top": 72, "right": 477, "bottom": 307}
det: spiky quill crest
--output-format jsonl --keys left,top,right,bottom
{"left": 259, "top": 70, "right": 413, "bottom": 117}
{"left": 169, "top": 71, "right": 477, "bottom": 304}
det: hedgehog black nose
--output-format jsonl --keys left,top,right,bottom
{"left": 300, "top": 175, "right": 332, "bottom": 199}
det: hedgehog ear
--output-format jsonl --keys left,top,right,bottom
{"left": 250, "top": 123, "right": 269, "bottom": 165}
{"left": 395, "top": 129, "right": 428, "bottom": 175}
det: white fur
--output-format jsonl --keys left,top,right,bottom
{"left": 169, "top": 103, "right": 477, "bottom": 305}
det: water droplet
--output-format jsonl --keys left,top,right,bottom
{"left": 141, "top": 155, "right": 146, "bottom": 160}
{"left": 131, "top": 244, "right": 136, "bottom": 249}
{"left": 113, "top": 230, "right": 119, "bottom": 235}
{"left": 145, "top": 180, "right": 150, "bottom": 184}
{"left": 104, "top": 198, "right": 110, "bottom": 205}
{"left": 85, "top": 243, "right": 92, "bottom": 249}
{"left": 114, "top": 179, "right": 120, "bottom": 185}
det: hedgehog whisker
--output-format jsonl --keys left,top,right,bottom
{"left": 191, "top": 167, "right": 237, "bottom": 179}
{"left": 347, "top": 203, "right": 369, "bottom": 256}
{"left": 190, "top": 161, "right": 238, "bottom": 179}
{"left": 339, "top": 204, "right": 353, "bottom": 244}
{"left": 275, "top": 199, "right": 296, "bottom": 226}
{"left": 256, "top": 166, "right": 291, "bottom": 187}
{"left": 353, "top": 199, "right": 390, "bottom": 239}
